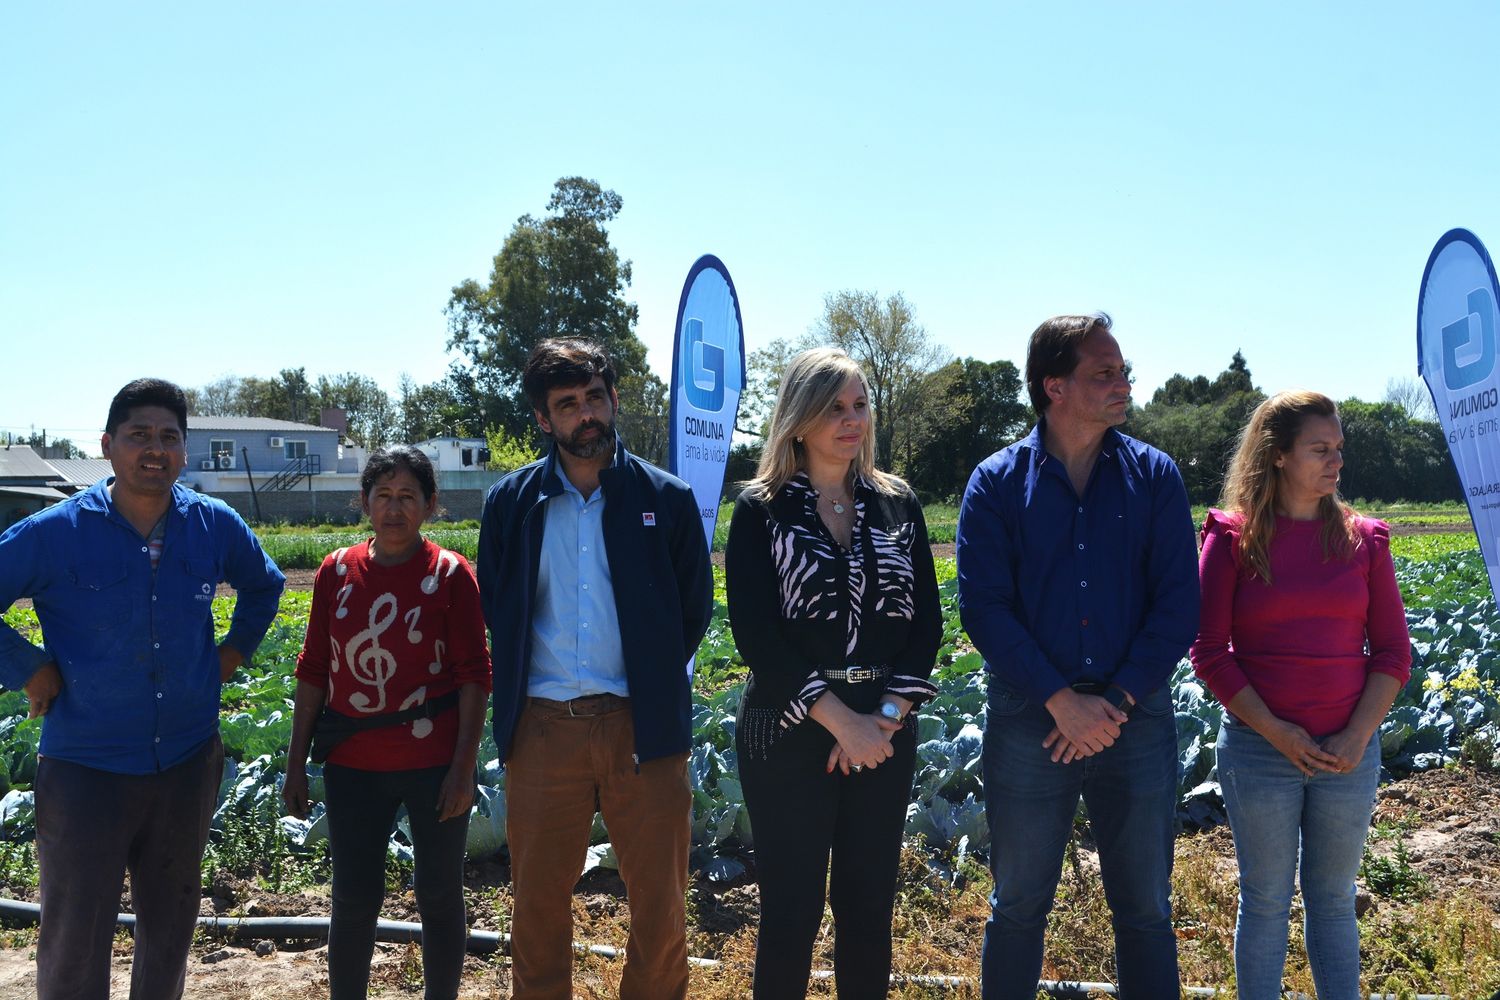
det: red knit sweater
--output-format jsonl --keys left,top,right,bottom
{"left": 1190, "top": 510, "right": 1412, "bottom": 738}
{"left": 296, "top": 539, "right": 491, "bottom": 770}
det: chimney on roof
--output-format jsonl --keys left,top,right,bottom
{"left": 319, "top": 407, "right": 348, "bottom": 433}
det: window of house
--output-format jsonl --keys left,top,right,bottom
{"left": 284, "top": 440, "right": 308, "bottom": 460}
{"left": 207, "top": 439, "right": 235, "bottom": 469}
{"left": 461, "top": 447, "right": 473, "bottom": 466}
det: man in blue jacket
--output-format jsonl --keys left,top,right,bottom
{"left": 0, "top": 378, "right": 285, "bottom": 999}
{"left": 956, "top": 314, "right": 1199, "bottom": 1000}
{"left": 478, "top": 339, "right": 713, "bottom": 1000}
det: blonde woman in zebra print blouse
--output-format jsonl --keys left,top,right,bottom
{"left": 726, "top": 347, "right": 943, "bottom": 999}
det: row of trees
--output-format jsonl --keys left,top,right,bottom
{"left": 737, "top": 296, "right": 1030, "bottom": 500}
{"left": 181, "top": 175, "right": 1461, "bottom": 505}
{"left": 738, "top": 304, "right": 1460, "bottom": 505}
{"left": 1122, "top": 360, "right": 1460, "bottom": 505}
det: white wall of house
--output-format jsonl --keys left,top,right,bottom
{"left": 413, "top": 437, "right": 489, "bottom": 472}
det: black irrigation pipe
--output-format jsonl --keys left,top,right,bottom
{"left": 0, "top": 898, "right": 1451, "bottom": 999}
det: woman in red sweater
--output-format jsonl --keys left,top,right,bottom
{"left": 282, "top": 446, "right": 491, "bottom": 1000}
{"left": 1190, "top": 391, "right": 1411, "bottom": 999}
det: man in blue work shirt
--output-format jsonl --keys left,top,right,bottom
{"left": 956, "top": 313, "right": 1199, "bottom": 999}
{"left": 0, "top": 378, "right": 284, "bottom": 1000}
{"left": 478, "top": 339, "right": 713, "bottom": 1000}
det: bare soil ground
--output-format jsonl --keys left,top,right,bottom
{"left": 0, "top": 768, "right": 1495, "bottom": 998}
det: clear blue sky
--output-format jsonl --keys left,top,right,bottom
{"left": 4, "top": 2, "right": 1498, "bottom": 456}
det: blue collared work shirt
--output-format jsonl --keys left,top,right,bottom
{"left": 527, "top": 468, "right": 628, "bottom": 700}
{"left": 956, "top": 422, "right": 1200, "bottom": 705}
{"left": 0, "top": 480, "right": 285, "bottom": 774}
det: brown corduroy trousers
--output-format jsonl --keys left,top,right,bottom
{"left": 505, "top": 695, "right": 691, "bottom": 1000}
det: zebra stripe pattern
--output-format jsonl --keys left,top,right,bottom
{"left": 764, "top": 474, "right": 937, "bottom": 730}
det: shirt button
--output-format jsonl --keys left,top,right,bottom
{"left": 1085, "top": 657, "right": 1093, "bottom": 665}
{"left": 581, "top": 545, "right": 588, "bottom": 552}
{"left": 152, "top": 595, "right": 157, "bottom": 601}
{"left": 1081, "top": 618, "right": 1089, "bottom": 626}
{"left": 154, "top": 642, "right": 160, "bottom": 649}
{"left": 154, "top": 737, "right": 161, "bottom": 744}
{"left": 1080, "top": 580, "right": 1088, "bottom": 588}
{"left": 1077, "top": 543, "right": 1085, "bottom": 550}
{"left": 157, "top": 692, "right": 163, "bottom": 699}
{"left": 141, "top": 546, "right": 148, "bottom": 553}
{"left": 1076, "top": 506, "right": 1083, "bottom": 514}
{"left": 582, "top": 583, "right": 589, "bottom": 591}
{"left": 582, "top": 622, "right": 590, "bottom": 629}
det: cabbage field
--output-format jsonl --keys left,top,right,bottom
{"left": 0, "top": 532, "right": 1494, "bottom": 889}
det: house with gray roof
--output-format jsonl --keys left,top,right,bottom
{"left": 0, "top": 445, "right": 69, "bottom": 528}
{"left": 185, "top": 416, "right": 345, "bottom": 479}
{"left": 181, "top": 415, "right": 368, "bottom": 524}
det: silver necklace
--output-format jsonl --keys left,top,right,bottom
{"left": 821, "top": 492, "right": 850, "bottom": 515}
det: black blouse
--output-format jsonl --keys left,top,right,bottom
{"left": 725, "top": 472, "right": 942, "bottom": 757}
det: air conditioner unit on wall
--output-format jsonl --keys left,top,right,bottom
{"left": 269, "top": 437, "right": 284, "bottom": 448}
{"left": 200, "top": 460, "right": 215, "bottom": 471}
{"left": 217, "top": 456, "right": 234, "bottom": 470}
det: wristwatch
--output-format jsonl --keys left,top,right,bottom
{"left": 879, "top": 701, "right": 903, "bottom": 722}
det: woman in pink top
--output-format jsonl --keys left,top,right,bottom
{"left": 1190, "top": 391, "right": 1411, "bottom": 1000}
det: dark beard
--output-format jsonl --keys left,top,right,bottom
{"left": 555, "top": 417, "right": 616, "bottom": 460}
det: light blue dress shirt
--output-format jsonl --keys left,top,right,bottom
{"left": 527, "top": 470, "right": 629, "bottom": 699}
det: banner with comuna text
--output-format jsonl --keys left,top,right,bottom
{"left": 668, "top": 254, "right": 746, "bottom": 550}
{"left": 1418, "top": 227, "right": 1500, "bottom": 600}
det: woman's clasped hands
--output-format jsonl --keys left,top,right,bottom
{"left": 1267, "top": 717, "right": 1345, "bottom": 777}
{"left": 826, "top": 709, "right": 904, "bottom": 775}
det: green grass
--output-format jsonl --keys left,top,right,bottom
{"left": 259, "top": 503, "right": 972, "bottom": 568}
{"left": 1390, "top": 532, "right": 1478, "bottom": 561}
{"left": 1188, "top": 502, "right": 1473, "bottom": 531}
{"left": 254, "top": 519, "right": 481, "bottom": 534}
{"left": 257, "top": 527, "right": 484, "bottom": 569}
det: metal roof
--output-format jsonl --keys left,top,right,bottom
{"left": 0, "top": 446, "right": 61, "bottom": 480}
{"left": 187, "top": 416, "right": 338, "bottom": 433}
{"left": 45, "top": 459, "right": 114, "bottom": 487}
{"left": 0, "top": 485, "right": 68, "bottom": 501}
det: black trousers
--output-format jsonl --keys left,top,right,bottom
{"left": 737, "top": 714, "right": 917, "bottom": 1000}
{"left": 36, "top": 735, "right": 223, "bottom": 1000}
{"left": 323, "top": 763, "right": 471, "bottom": 1000}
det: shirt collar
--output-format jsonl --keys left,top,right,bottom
{"left": 1025, "top": 415, "right": 1123, "bottom": 463}
{"left": 77, "top": 478, "right": 193, "bottom": 516}
{"left": 539, "top": 434, "right": 626, "bottom": 499}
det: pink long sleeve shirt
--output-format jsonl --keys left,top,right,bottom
{"left": 1189, "top": 510, "right": 1412, "bottom": 738}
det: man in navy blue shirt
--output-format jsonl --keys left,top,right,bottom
{"left": 956, "top": 314, "right": 1199, "bottom": 999}
{"left": 0, "top": 378, "right": 284, "bottom": 999}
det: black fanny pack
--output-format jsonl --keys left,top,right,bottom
{"left": 310, "top": 690, "right": 460, "bottom": 764}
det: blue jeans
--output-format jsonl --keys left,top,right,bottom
{"left": 980, "top": 682, "right": 1179, "bottom": 1000}
{"left": 1217, "top": 721, "right": 1380, "bottom": 1000}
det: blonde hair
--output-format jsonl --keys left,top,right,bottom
{"left": 744, "top": 347, "right": 905, "bottom": 500}
{"left": 1219, "top": 390, "right": 1360, "bottom": 583}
